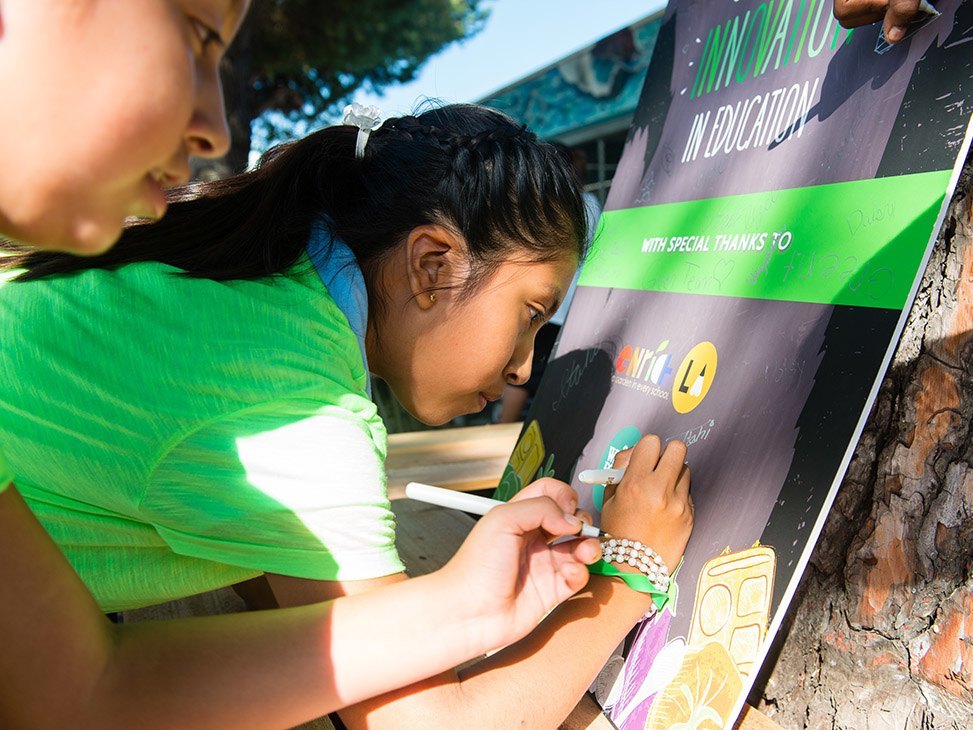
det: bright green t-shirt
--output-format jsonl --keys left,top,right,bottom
{"left": 0, "top": 259, "right": 404, "bottom": 611}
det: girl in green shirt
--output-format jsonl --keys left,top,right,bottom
{"left": 0, "top": 3, "right": 631, "bottom": 728}
{"left": 5, "top": 101, "right": 695, "bottom": 728}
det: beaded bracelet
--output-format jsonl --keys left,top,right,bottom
{"left": 600, "top": 538, "right": 670, "bottom": 591}
{"left": 587, "top": 538, "right": 674, "bottom": 617}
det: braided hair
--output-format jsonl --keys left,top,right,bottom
{"left": 7, "top": 104, "right": 589, "bottom": 309}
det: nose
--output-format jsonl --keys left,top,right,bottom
{"left": 186, "top": 66, "right": 231, "bottom": 159}
{"left": 504, "top": 336, "right": 534, "bottom": 386}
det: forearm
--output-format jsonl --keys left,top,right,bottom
{"left": 339, "top": 575, "right": 651, "bottom": 729}
{"left": 335, "top": 435, "right": 694, "bottom": 728}
{"left": 457, "top": 576, "right": 650, "bottom": 725}
{"left": 94, "top": 572, "right": 488, "bottom": 730}
{"left": 324, "top": 569, "right": 501, "bottom": 703}
{"left": 0, "top": 488, "right": 489, "bottom": 730}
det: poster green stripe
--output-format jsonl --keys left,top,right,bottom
{"left": 580, "top": 171, "right": 950, "bottom": 309}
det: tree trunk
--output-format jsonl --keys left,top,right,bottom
{"left": 754, "top": 152, "right": 973, "bottom": 727}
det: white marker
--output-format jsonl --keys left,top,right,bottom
{"left": 404, "top": 482, "right": 606, "bottom": 538}
{"left": 579, "top": 457, "right": 690, "bottom": 486}
{"left": 577, "top": 468, "right": 627, "bottom": 486}
{"left": 918, "top": 0, "right": 940, "bottom": 16}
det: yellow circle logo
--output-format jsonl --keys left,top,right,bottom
{"left": 672, "top": 341, "right": 718, "bottom": 414}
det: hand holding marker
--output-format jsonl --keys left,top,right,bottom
{"left": 578, "top": 468, "right": 628, "bottom": 486}
{"left": 580, "top": 464, "right": 693, "bottom": 515}
{"left": 833, "top": 0, "right": 940, "bottom": 46}
{"left": 404, "top": 482, "right": 608, "bottom": 538}
{"left": 406, "top": 457, "right": 689, "bottom": 535}
{"left": 884, "top": 0, "right": 940, "bottom": 43}
{"left": 407, "top": 435, "right": 695, "bottom": 622}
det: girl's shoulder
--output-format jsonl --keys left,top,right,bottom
{"left": 0, "top": 259, "right": 365, "bottom": 397}
{"left": 162, "top": 258, "right": 364, "bottom": 381}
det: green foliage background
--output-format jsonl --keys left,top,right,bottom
{"left": 209, "top": 0, "right": 487, "bottom": 173}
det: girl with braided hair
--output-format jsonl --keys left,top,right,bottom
{"left": 0, "top": 103, "right": 693, "bottom": 727}
{"left": 1, "top": 6, "right": 615, "bottom": 725}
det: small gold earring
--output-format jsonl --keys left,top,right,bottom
{"left": 429, "top": 292, "right": 437, "bottom": 303}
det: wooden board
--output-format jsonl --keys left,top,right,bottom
{"left": 390, "top": 497, "right": 477, "bottom": 576}
{"left": 385, "top": 422, "right": 521, "bottom": 498}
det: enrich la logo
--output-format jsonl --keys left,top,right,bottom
{"left": 613, "top": 339, "right": 718, "bottom": 414}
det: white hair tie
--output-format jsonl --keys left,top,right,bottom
{"left": 342, "top": 103, "right": 384, "bottom": 159}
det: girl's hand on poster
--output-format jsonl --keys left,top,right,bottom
{"left": 437, "top": 486, "right": 601, "bottom": 653}
{"left": 833, "top": 0, "right": 925, "bottom": 43}
{"left": 600, "top": 436, "right": 694, "bottom": 574}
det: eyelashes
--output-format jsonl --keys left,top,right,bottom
{"left": 189, "top": 16, "right": 224, "bottom": 52}
{"left": 528, "top": 305, "right": 548, "bottom": 325}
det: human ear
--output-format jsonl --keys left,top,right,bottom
{"left": 405, "top": 224, "right": 464, "bottom": 310}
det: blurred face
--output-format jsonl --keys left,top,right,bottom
{"left": 369, "top": 227, "right": 578, "bottom": 426}
{"left": 0, "top": 0, "right": 248, "bottom": 253}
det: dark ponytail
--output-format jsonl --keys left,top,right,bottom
{"left": 7, "top": 104, "right": 589, "bottom": 302}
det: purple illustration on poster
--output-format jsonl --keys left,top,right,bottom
{"left": 494, "top": 1, "right": 973, "bottom": 727}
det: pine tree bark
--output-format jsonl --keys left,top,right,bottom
{"left": 755, "top": 153, "right": 973, "bottom": 727}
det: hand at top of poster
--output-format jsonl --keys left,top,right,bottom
{"left": 833, "top": 0, "right": 934, "bottom": 42}
{"left": 600, "top": 436, "right": 693, "bottom": 573}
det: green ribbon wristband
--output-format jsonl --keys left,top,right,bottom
{"left": 587, "top": 558, "right": 678, "bottom": 613}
